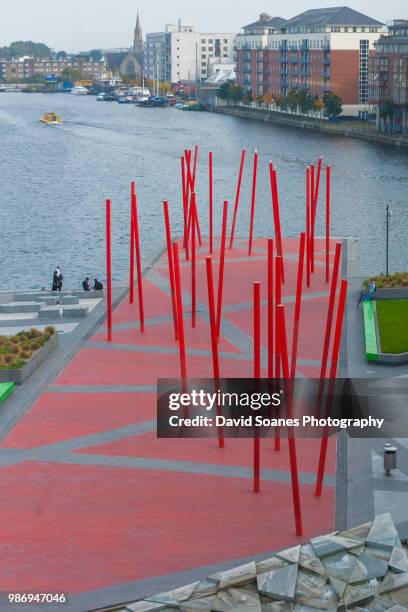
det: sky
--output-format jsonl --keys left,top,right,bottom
{"left": 0, "top": 0, "right": 406, "bottom": 53}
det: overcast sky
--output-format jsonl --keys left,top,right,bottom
{"left": 0, "top": 0, "right": 406, "bottom": 52}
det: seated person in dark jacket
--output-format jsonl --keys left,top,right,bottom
{"left": 93, "top": 278, "right": 103, "bottom": 291}
{"left": 82, "top": 277, "right": 91, "bottom": 291}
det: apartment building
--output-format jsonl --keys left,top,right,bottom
{"left": 145, "top": 21, "right": 236, "bottom": 83}
{"left": 0, "top": 56, "right": 106, "bottom": 81}
{"left": 369, "top": 19, "right": 408, "bottom": 132}
{"left": 235, "top": 6, "right": 384, "bottom": 112}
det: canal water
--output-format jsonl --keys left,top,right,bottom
{"left": 0, "top": 92, "right": 407, "bottom": 290}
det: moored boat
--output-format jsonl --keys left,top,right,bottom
{"left": 71, "top": 85, "right": 89, "bottom": 95}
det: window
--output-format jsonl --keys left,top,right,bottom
{"left": 201, "top": 54, "right": 206, "bottom": 59}
{"left": 224, "top": 39, "right": 228, "bottom": 43}
{"left": 201, "top": 61, "right": 206, "bottom": 66}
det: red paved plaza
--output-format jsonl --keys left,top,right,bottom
{"left": 0, "top": 237, "right": 340, "bottom": 601}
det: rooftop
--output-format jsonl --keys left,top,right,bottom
{"left": 243, "top": 14, "right": 287, "bottom": 31}
{"left": 282, "top": 6, "right": 383, "bottom": 29}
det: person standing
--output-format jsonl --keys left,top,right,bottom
{"left": 55, "top": 266, "right": 63, "bottom": 292}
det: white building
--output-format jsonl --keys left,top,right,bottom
{"left": 144, "top": 21, "right": 236, "bottom": 84}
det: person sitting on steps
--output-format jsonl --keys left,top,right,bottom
{"left": 93, "top": 278, "right": 103, "bottom": 291}
{"left": 82, "top": 277, "right": 91, "bottom": 291}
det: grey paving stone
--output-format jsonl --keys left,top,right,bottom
{"left": 257, "top": 564, "right": 298, "bottom": 602}
{"left": 366, "top": 513, "right": 399, "bottom": 551}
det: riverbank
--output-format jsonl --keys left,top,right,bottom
{"left": 207, "top": 104, "right": 408, "bottom": 150}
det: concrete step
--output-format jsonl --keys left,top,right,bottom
{"left": 38, "top": 309, "right": 61, "bottom": 320}
{"left": 36, "top": 296, "right": 59, "bottom": 306}
{"left": 72, "top": 290, "right": 104, "bottom": 299}
{"left": 0, "top": 302, "right": 42, "bottom": 314}
{"left": 60, "top": 296, "right": 79, "bottom": 305}
{"left": 63, "top": 306, "right": 88, "bottom": 318}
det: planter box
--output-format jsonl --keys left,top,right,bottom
{"left": 0, "top": 333, "right": 59, "bottom": 385}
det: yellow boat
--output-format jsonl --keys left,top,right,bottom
{"left": 40, "top": 112, "right": 62, "bottom": 125}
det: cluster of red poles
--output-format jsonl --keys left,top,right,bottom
{"left": 104, "top": 145, "right": 347, "bottom": 538}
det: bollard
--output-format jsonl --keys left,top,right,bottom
{"left": 384, "top": 443, "right": 397, "bottom": 476}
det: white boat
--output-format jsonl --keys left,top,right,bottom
{"left": 71, "top": 86, "right": 89, "bottom": 95}
{"left": 96, "top": 92, "right": 105, "bottom": 101}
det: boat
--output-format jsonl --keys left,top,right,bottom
{"left": 103, "top": 93, "right": 116, "bottom": 102}
{"left": 181, "top": 101, "right": 202, "bottom": 111}
{"left": 96, "top": 92, "right": 105, "bottom": 101}
{"left": 124, "top": 96, "right": 134, "bottom": 104}
{"left": 117, "top": 96, "right": 126, "bottom": 104}
{"left": 40, "top": 112, "right": 62, "bottom": 125}
{"left": 71, "top": 85, "right": 89, "bottom": 95}
{"left": 174, "top": 102, "right": 189, "bottom": 110}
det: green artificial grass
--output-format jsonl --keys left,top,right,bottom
{"left": 0, "top": 382, "right": 14, "bottom": 403}
{"left": 376, "top": 300, "right": 408, "bottom": 354}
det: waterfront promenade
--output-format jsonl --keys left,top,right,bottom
{"left": 0, "top": 236, "right": 338, "bottom": 610}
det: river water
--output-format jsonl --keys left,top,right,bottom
{"left": 0, "top": 92, "right": 407, "bottom": 290}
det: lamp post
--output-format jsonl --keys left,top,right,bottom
{"left": 386, "top": 205, "right": 393, "bottom": 276}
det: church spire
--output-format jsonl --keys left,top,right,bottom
{"left": 133, "top": 11, "right": 143, "bottom": 54}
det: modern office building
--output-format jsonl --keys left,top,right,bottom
{"left": 369, "top": 19, "right": 408, "bottom": 132}
{"left": 235, "top": 6, "right": 384, "bottom": 113}
{"left": 144, "top": 21, "right": 236, "bottom": 83}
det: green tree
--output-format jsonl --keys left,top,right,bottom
{"left": 89, "top": 49, "right": 103, "bottom": 62}
{"left": 298, "top": 90, "right": 314, "bottom": 113}
{"left": 229, "top": 84, "right": 243, "bottom": 102}
{"left": 60, "top": 68, "right": 84, "bottom": 83}
{"left": 287, "top": 89, "right": 299, "bottom": 111}
{"left": 217, "top": 82, "right": 230, "bottom": 100}
{"left": 379, "top": 100, "right": 395, "bottom": 120}
{"left": 323, "top": 92, "right": 342, "bottom": 118}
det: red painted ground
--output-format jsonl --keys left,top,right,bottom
{"left": 0, "top": 236, "right": 341, "bottom": 597}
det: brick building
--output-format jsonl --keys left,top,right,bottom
{"left": 0, "top": 56, "right": 105, "bottom": 82}
{"left": 235, "top": 6, "right": 384, "bottom": 114}
{"left": 369, "top": 20, "right": 408, "bottom": 133}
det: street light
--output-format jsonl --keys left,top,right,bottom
{"left": 386, "top": 205, "right": 393, "bottom": 276}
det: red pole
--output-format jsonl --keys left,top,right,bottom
{"left": 325, "top": 165, "right": 331, "bottom": 284}
{"left": 106, "top": 198, "right": 112, "bottom": 342}
{"left": 275, "top": 256, "right": 282, "bottom": 379}
{"left": 310, "top": 164, "right": 315, "bottom": 274}
{"left": 306, "top": 166, "right": 311, "bottom": 288}
{"left": 248, "top": 150, "right": 258, "bottom": 256}
{"left": 267, "top": 239, "right": 274, "bottom": 378}
{"left": 229, "top": 149, "right": 246, "bottom": 249}
{"left": 132, "top": 190, "right": 145, "bottom": 333}
{"left": 216, "top": 200, "right": 228, "bottom": 341}
{"left": 320, "top": 242, "right": 342, "bottom": 380}
{"left": 269, "top": 163, "right": 285, "bottom": 283}
{"left": 290, "top": 233, "right": 306, "bottom": 379}
{"left": 209, "top": 151, "right": 213, "bottom": 254}
{"left": 313, "top": 157, "right": 322, "bottom": 228}
{"left": 206, "top": 256, "right": 224, "bottom": 449}
{"left": 173, "top": 242, "right": 187, "bottom": 381}
{"left": 129, "top": 182, "right": 135, "bottom": 304}
{"left": 181, "top": 157, "right": 188, "bottom": 250}
{"left": 277, "top": 304, "right": 303, "bottom": 536}
{"left": 191, "top": 193, "right": 197, "bottom": 328}
{"left": 163, "top": 200, "right": 178, "bottom": 340}
{"left": 315, "top": 279, "right": 348, "bottom": 497}
{"left": 253, "top": 281, "right": 261, "bottom": 493}
{"left": 192, "top": 144, "right": 198, "bottom": 190}
{"left": 274, "top": 255, "right": 282, "bottom": 451}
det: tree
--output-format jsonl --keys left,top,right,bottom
{"left": 89, "top": 49, "right": 103, "bottom": 62}
{"left": 298, "top": 90, "right": 314, "bottom": 114}
{"left": 323, "top": 92, "right": 342, "bottom": 118}
{"left": 217, "top": 82, "right": 230, "bottom": 100}
{"left": 5, "top": 41, "right": 52, "bottom": 59}
{"left": 379, "top": 100, "right": 395, "bottom": 120}
{"left": 263, "top": 92, "right": 273, "bottom": 105}
{"left": 229, "top": 84, "right": 243, "bottom": 102}
{"left": 287, "top": 89, "right": 299, "bottom": 111}
{"left": 313, "top": 97, "right": 325, "bottom": 113}
{"left": 60, "top": 68, "right": 84, "bottom": 83}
